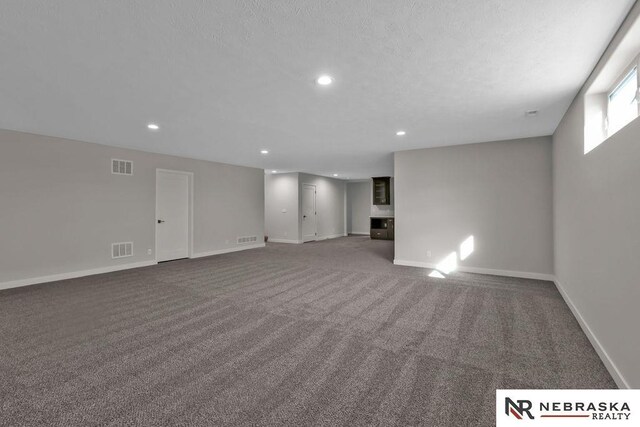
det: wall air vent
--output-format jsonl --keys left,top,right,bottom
{"left": 112, "top": 242, "right": 133, "bottom": 259}
{"left": 237, "top": 236, "right": 258, "bottom": 244}
{"left": 112, "top": 159, "right": 133, "bottom": 175}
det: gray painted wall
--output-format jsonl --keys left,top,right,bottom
{"left": 394, "top": 137, "right": 553, "bottom": 276}
{"left": 347, "top": 181, "right": 371, "bottom": 234}
{"left": 264, "top": 172, "right": 346, "bottom": 243}
{"left": 553, "top": 4, "right": 640, "bottom": 388}
{"left": 0, "top": 129, "right": 265, "bottom": 285}
{"left": 264, "top": 173, "right": 300, "bottom": 242}
{"left": 298, "top": 173, "right": 346, "bottom": 241}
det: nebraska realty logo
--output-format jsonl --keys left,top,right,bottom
{"left": 505, "top": 397, "right": 534, "bottom": 420}
{"left": 496, "top": 390, "right": 640, "bottom": 426}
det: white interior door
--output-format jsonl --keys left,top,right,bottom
{"left": 302, "top": 184, "right": 317, "bottom": 242}
{"left": 156, "top": 170, "right": 190, "bottom": 262}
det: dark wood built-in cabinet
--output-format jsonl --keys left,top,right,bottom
{"left": 372, "top": 177, "right": 391, "bottom": 205}
{"left": 370, "top": 217, "right": 394, "bottom": 240}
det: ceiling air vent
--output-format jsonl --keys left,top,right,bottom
{"left": 112, "top": 159, "right": 133, "bottom": 175}
{"left": 237, "top": 236, "right": 258, "bottom": 244}
{"left": 112, "top": 242, "right": 133, "bottom": 259}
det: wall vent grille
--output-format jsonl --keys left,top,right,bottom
{"left": 112, "top": 242, "right": 133, "bottom": 259}
{"left": 112, "top": 159, "right": 133, "bottom": 175}
{"left": 237, "top": 236, "right": 258, "bottom": 244}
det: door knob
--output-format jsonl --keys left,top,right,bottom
{"left": 157, "top": 219, "right": 165, "bottom": 224}
{"left": 303, "top": 215, "right": 307, "bottom": 218}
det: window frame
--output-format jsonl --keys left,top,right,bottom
{"left": 606, "top": 56, "right": 640, "bottom": 137}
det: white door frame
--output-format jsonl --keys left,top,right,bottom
{"left": 302, "top": 183, "right": 317, "bottom": 242}
{"left": 155, "top": 169, "right": 194, "bottom": 261}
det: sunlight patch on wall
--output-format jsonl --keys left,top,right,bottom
{"left": 459, "top": 235, "right": 474, "bottom": 261}
{"left": 428, "top": 235, "right": 475, "bottom": 279}
{"left": 436, "top": 252, "right": 458, "bottom": 274}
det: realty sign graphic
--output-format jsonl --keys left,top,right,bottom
{"left": 496, "top": 390, "right": 640, "bottom": 427}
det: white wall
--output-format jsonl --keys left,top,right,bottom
{"left": 0, "top": 129, "right": 265, "bottom": 287}
{"left": 394, "top": 137, "right": 554, "bottom": 278}
{"left": 264, "top": 173, "right": 300, "bottom": 243}
{"left": 298, "top": 173, "right": 346, "bottom": 240}
{"left": 347, "top": 181, "right": 370, "bottom": 234}
{"left": 553, "top": 4, "right": 640, "bottom": 388}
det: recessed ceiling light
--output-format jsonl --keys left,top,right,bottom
{"left": 147, "top": 123, "right": 159, "bottom": 130}
{"left": 396, "top": 130, "right": 406, "bottom": 136}
{"left": 271, "top": 170, "right": 277, "bottom": 173}
{"left": 332, "top": 173, "right": 338, "bottom": 177}
{"left": 260, "top": 150, "right": 269, "bottom": 154}
{"left": 316, "top": 75, "right": 333, "bottom": 86}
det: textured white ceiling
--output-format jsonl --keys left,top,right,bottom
{"left": 0, "top": 1, "right": 635, "bottom": 178}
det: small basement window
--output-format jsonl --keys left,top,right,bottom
{"left": 583, "top": 11, "right": 640, "bottom": 155}
{"left": 584, "top": 52, "right": 640, "bottom": 154}
{"left": 607, "top": 67, "right": 639, "bottom": 136}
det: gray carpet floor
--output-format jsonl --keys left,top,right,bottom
{"left": 0, "top": 236, "right": 615, "bottom": 426}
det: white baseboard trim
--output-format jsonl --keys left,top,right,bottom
{"left": 317, "top": 233, "right": 346, "bottom": 241}
{"left": 393, "top": 259, "right": 437, "bottom": 269}
{"left": 554, "top": 279, "right": 628, "bottom": 389}
{"left": 392, "top": 259, "right": 555, "bottom": 281}
{"left": 454, "top": 266, "right": 555, "bottom": 281}
{"left": 270, "top": 235, "right": 347, "bottom": 244}
{"left": 0, "top": 243, "right": 268, "bottom": 291}
{"left": 267, "top": 239, "right": 302, "bottom": 244}
{"left": 192, "top": 243, "right": 266, "bottom": 258}
{"left": 0, "top": 260, "right": 158, "bottom": 291}
{"left": 349, "top": 232, "right": 370, "bottom": 236}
